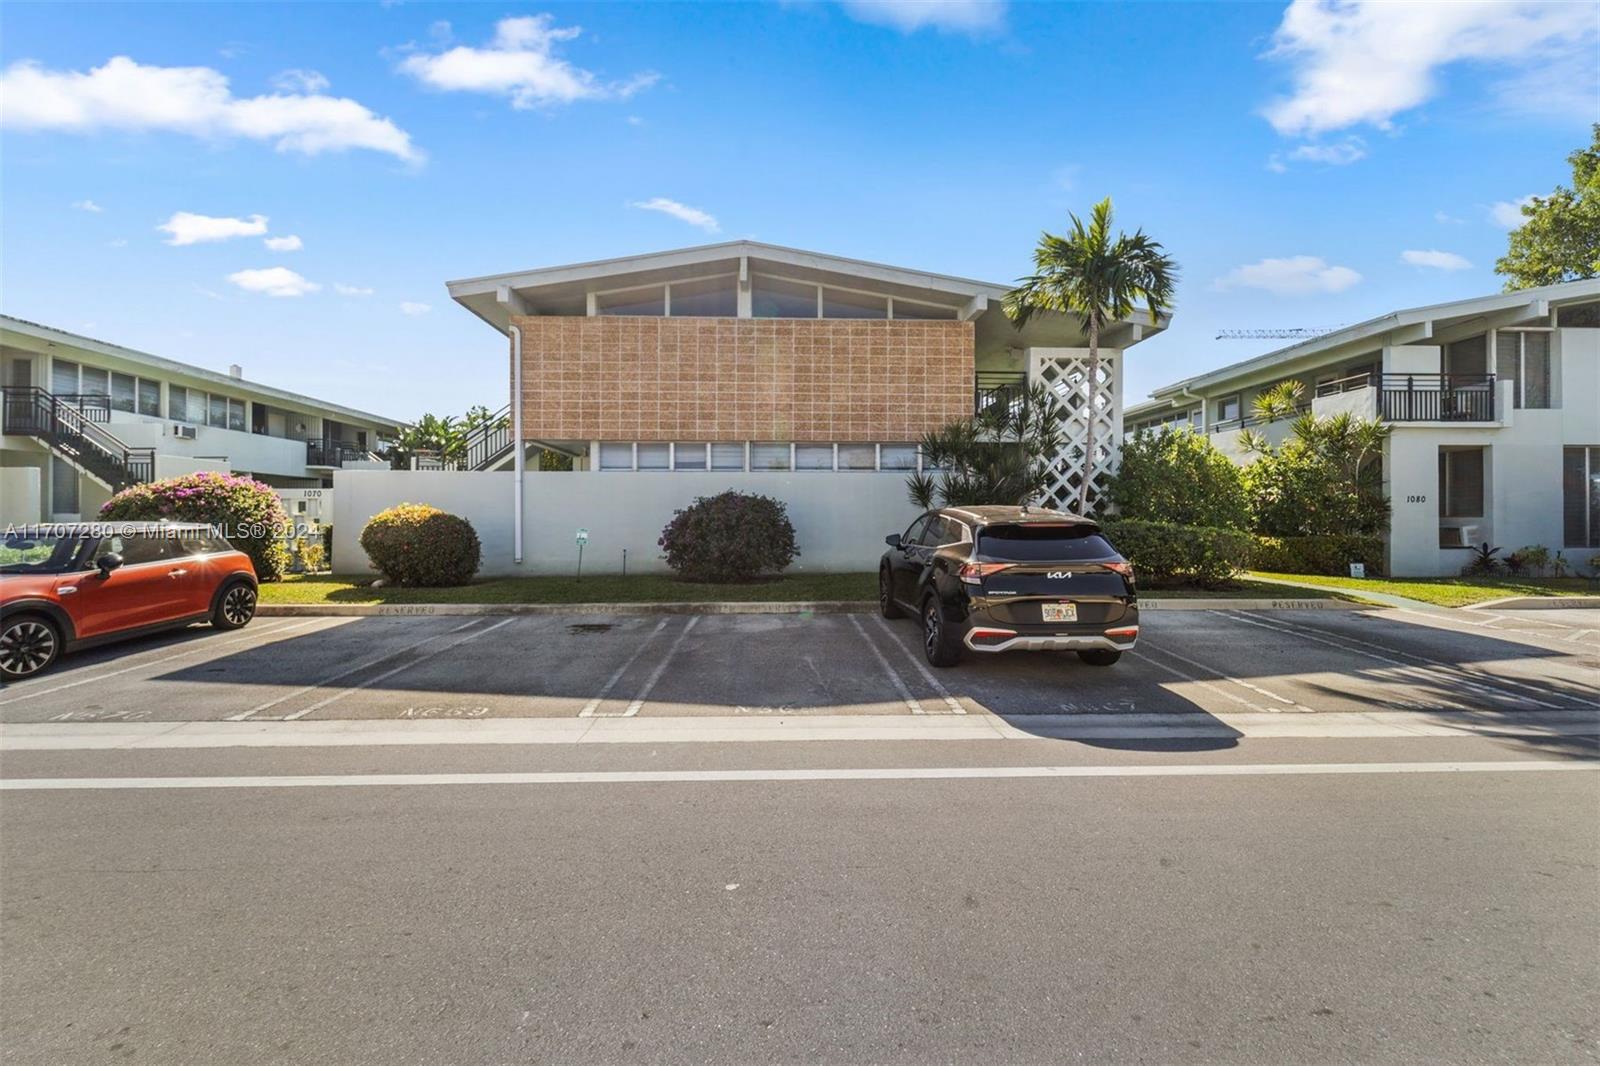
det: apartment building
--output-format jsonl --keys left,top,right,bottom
{"left": 1125, "top": 280, "right": 1600, "bottom": 576}
{"left": 1, "top": 316, "right": 402, "bottom": 524}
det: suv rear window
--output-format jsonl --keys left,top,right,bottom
{"left": 977, "top": 524, "right": 1116, "bottom": 562}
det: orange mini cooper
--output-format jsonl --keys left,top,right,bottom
{"left": 0, "top": 523, "right": 258, "bottom": 681}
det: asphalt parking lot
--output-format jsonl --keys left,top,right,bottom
{"left": 1, "top": 605, "right": 1594, "bottom": 724}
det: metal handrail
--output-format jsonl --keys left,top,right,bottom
{"left": 1208, "top": 402, "right": 1311, "bottom": 434}
{"left": 1314, "top": 372, "right": 1374, "bottom": 397}
{"left": 462, "top": 405, "right": 513, "bottom": 470}
{"left": 0, "top": 386, "right": 154, "bottom": 486}
{"left": 974, "top": 371, "right": 1027, "bottom": 415}
{"left": 1377, "top": 373, "right": 1496, "bottom": 422}
{"left": 306, "top": 439, "right": 371, "bottom": 467}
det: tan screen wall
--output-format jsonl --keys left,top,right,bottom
{"left": 510, "top": 316, "right": 973, "bottom": 442}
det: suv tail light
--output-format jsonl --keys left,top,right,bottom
{"left": 958, "top": 562, "right": 1013, "bottom": 585}
{"left": 1104, "top": 561, "right": 1134, "bottom": 578}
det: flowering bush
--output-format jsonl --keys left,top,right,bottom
{"left": 359, "top": 504, "right": 481, "bottom": 586}
{"left": 101, "top": 471, "right": 291, "bottom": 581}
{"left": 659, "top": 491, "right": 799, "bottom": 582}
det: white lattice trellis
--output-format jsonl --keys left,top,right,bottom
{"left": 1028, "top": 347, "right": 1123, "bottom": 514}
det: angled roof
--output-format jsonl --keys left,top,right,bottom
{"left": 0, "top": 315, "right": 405, "bottom": 429}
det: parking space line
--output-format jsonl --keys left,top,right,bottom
{"left": 1215, "top": 611, "right": 1577, "bottom": 710}
{"left": 283, "top": 618, "right": 518, "bottom": 720}
{"left": 1126, "top": 649, "right": 1278, "bottom": 714}
{"left": 0, "top": 619, "right": 328, "bottom": 707}
{"left": 1136, "top": 641, "right": 1314, "bottom": 713}
{"left": 578, "top": 619, "right": 671, "bottom": 717}
{"left": 847, "top": 616, "right": 923, "bottom": 714}
{"left": 228, "top": 619, "right": 485, "bottom": 721}
{"left": 870, "top": 615, "right": 966, "bottom": 714}
{"left": 1387, "top": 607, "right": 1593, "bottom": 648}
{"left": 622, "top": 616, "right": 701, "bottom": 717}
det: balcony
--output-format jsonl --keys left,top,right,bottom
{"left": 1376, "top": 374, "right": 1496, "bottom": 422}
{"left": 306, "top": 440, "right": 373, "bottom": 468}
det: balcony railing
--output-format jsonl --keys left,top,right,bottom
{"left": 1377, "top": 374, "right": 1496, "bottom": 422}
{"left": 306, "top": 440, "right": 370, "bottom": 467}
{"left": 1208, "top": 403, "right": 1310, "bottom": 435}
{"left": 1314, "top": 372, "right": 1376, "bottom": 397}
{"left": 975, "top": 370, "right": 1028, "bottom": 416}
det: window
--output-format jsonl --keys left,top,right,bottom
{"left": 596, "top": 286, "right": 665, "bottom": 316}
{"left": 750, "top": 443, "right": 791, "bottom": 471}
{"left": 1556, "top": 302, "right": 1600, "bottom": 328}
{"left": 1443, "top": 334, "right": 1488, "bottom": 377}
{"left": 668, "top": 277, "right": 736, "bottom": 317}
{"left": 837, "top": 443, "right": 876, "bottom": 470}
{"left": 710, "top": 442, "right": 746, "bottom": 470}
{"left": 94, "top": 532, "right": 171, "bottom": 567}
{"left": 673, "top": 443, "right": 708, "bottom": 470}
{"left": 1495, "top": 331, "right": 1552, "bottom": 409}
{"left": 795, "top": 443, "right": 834, "bottom": 470}
{"left": 977, "top": 525, "right": 1116, "bottom": 562}
{"left": 111, "top": 372, "right": 136, "bottom": 413}
{"left": 228, "top": 398, "right": 246, "bottom": 432}
{"left": 170, "top": 386, "right": 190, "bottom": 423}
{"left": 1564, "top": 447, "right": 1600, "bottom": 547}
{"left": 1439, "top": 447, "right": 1485, "bottom": 519}
{"left": 923, "top": 516, "right": 971, "bottom": 547}
{"left": 1215, "top": 395, "right": 1240, "bottom": 423}
{"left": 901, "top": 515, "right": 930, "bottom": 545}
{"left": 51, "top": 359, "right": 79, "bottom": 395}
{"left": 80, "top": 366, "right": 109, "bottom": 397}
{"left": 637, "top": 443, "right": 670, "bottom": 470}
{"left": 752, "top": 276, "right": 819, "bottom": 318}
{"left": 208, "top": 393, "right": 227, "bottom": 429}
{"left": 823, "top": 288, "right": 887, "bottom": 320}
{"left": 50, "top": 456, "right": 79, "bottom": 515}
{"left": 879, "top": 443, "right": 918, "bottom": 470}
{"left": 599, "top": 442, "right": 634, "bottom": 470}
{"left": 890, "top": 298, "right": 958, "bottom": 321}
{"left": 137, "top": 379, "right": 161, "bottom": 417}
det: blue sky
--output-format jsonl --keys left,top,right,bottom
{"left": 2, "top": 1, "right": 1594, "bottom": 420}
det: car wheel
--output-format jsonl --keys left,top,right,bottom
{"left": 1077, "top": 649, "right": 1122, "bottom": 667}
{"left": 213, "top": 581, "right": 257, "bottom": 630}
{"left": 921, "top": 594, "right": 963, "bottom": 668}
{"left": 879, "top": 568, "right": 904, "bottom": 619}
{"left": 0, "top": 614, "right": 61, "bottom": 680}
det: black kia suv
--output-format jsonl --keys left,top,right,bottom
{"left": 879, "top": 506, "right": 1138, "bottom": 668}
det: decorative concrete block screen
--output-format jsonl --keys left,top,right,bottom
{"left": 1029, "top": 347, "right": 1123, "bottom": 513}
{"left": 332, "top": 470, "right": 923, "bottom": 577}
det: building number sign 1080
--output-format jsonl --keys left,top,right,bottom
{"left": 1405, "top": 494, "right": 1427, "bottom": 504}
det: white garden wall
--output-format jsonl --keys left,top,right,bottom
{"left": 331, "top": 470, "right": 923, "bottom": 577}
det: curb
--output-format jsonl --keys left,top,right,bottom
{"left": 1466, "top": 595, "right": 1600, "bottom": 611}
{"left": 256, "top": 597, "right": 1365, "bottom": 618}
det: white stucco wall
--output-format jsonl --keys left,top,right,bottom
{"left": 109, "top": 414, "right": 316, "bottom": 478}
{"left": 0, "top": 465, "right": 41, "bottom": 526}
{"left": 331, "top": 470, "right": 924, "bottom": 577}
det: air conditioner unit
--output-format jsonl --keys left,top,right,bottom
{"left": 172, "top": 424, "right": 197, "bottom": 440}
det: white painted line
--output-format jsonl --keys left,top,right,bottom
{"left": 1222, "top": 611, "right": 1579, "bottom": 710}
{"left": 871, "top": 614, "right": 966, "bottom": 715}
{"left": 0, "top": 619, "right": 328, "bottom": 707}
{"left": 227, "top": 619, "right": 483, "bottom": 721}
{"left": 578, "top": 619, "right": 670, "bottom": 717}
{"left": 1386, "top": 607, "right": 1593, "bottom": 648}
{"left": 1136, "top": 642, "right": 1314, "bottom": 713}
{"left": 284, "top": 618, "right": 518, "bottom": 720}
{"left": 622, "top": 616, "right": 700, "bottom": 717}
{"left": 5, "top": 760, "right": 1593, "bottom": 792}
{"left": 1127, "top": 649, "right": 1276, "bottom": 715}
{"left": 847, "top": 615, "right": 923, "bottom": 714}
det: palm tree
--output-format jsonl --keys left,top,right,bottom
{"left": 1003, "top": 198, "right": 1177, "bottom": 513}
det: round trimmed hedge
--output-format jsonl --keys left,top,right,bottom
{"left": 100, "top": 471, "right": 291, "bottom": 581}
{"left": 359, "top": 503, "right": 481, "bottom": 586}
{"left": 659, "top": 491, "right": 799, "bottom": 582}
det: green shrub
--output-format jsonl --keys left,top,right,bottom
{"left": 359, "top": 504, "right": 481, "bottom": 586}
{"left": 1251, "top": 534, "right": 1385, "bottom": 576}
{"left": 1511, "top": 544, "right": 1551, "bottom": 576}
{"left": 100, "top": 471, "right": 290, "bottom": 581}
{"left": 1099, "top": 518, "right": 1252, "bottom": 588}
{"left": 1105, "top": 427, "right": 1249, "bottom": 529}
{"left": 659, "top": 491, "right": 798, "bottom": 582}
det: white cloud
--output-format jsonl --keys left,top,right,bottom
{"left": 263, "top": 234, "right": 303, "bottom": 252}
{"left": 399, "top": 301, "right": 431, "bottom": 316}
{"left": 398, "top": 15, "right": 659, "bottom": 109}
{"left": 1490, "top": 195, "right": 1536, "bottom": 228}
{"left": 626, "top": 114, "right": 644, "bottom": 126}
{"left": 1261, "top": 0, "right": 1597, "bottom": 136}
{"left": 0, "top": 55, "right": 421, "bottom": 162}
{"left": 72, "top": 198, "right": 103, "bottom": 212}
{"left": 1401, "top": 249, "right": 1472, "bottom": 271}
{"left": 1435, "top": 210, "right": 1465, "bottom": 224}
{"left": 226, "top": 267, "right": 319, "bottom": 297}
{"left": 1215, "top": 256, "right": 1363, "bottom": 295}
{"left": 837, "top": 0, "right": 1005, "bottom": 33}
{"left": 1289, "top": 137, "right": 1367, "bottom": 165}
{"left": 158, "top": 211, "right": 268, "bottom": 245}
{"left": 334, "top": 283, "right": 374, "bottom": 296}
{"left": 270, "top": 69, "right": 329, "bottom": 94}
{"left": 628, "top": 196, "right": 719, "bottom": 233}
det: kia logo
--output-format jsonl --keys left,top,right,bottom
{"left": 1047, "top": 571, "right": 1071, "bottom": 579}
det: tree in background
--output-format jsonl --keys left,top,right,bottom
{"left": 1105, "top": 427, "right": 1249, "bottom": 529}
{"left": 1003, "top": 198, "right": 1177, "bottom": 514}
{"left": 1241, "top": 408, "right": 1391, "bottom": 537}
{"left": 390, "top": 413, "right": 464, "bottom": 469}
{"left": 1496, "top": 124, "right": 1599, "bottom": 290}
{"left": 906, "top": 383, "right": 1063, "bottom": 510}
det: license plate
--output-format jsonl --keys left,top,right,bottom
{"left": 1042, "top": 603, "right": 1077, "bottom": 623}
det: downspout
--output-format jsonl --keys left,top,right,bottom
{"left": 510, "top": 324, "right": 524, "bottom": 565}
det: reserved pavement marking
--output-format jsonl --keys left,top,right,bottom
{"left": 848, "top": 615, "right": 923, "bottom": 714}
{"left": 285, "top": 618, "right": 518, "bottom": 720}
{"left": 5, "top": 760, "right": 1593, "bottom": 792}
{"left": 227, "top": 619, "right": 484, "bottom": 721}
{"left": 1136, "top": 642, "right": 1314, "bottom": 713}
{"left": 871, "top": 615, "right": 966, "bottom": 714}
{"left": 1127, "top": 649, "right": 1277, "bottom": 715}
{"left": 0, "top": 619, "right": 328, "bottom": 707}
{"left": 578, "top": 619, "right": 670, "bottom": 717}
{"left": 623, "top": 615, "right": 701, "bottom": 717}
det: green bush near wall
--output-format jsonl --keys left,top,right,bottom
{"left": 1251, "top": 534, "right": 1385, "bottom": 576}
{"left": 1099, "top": 519, "right": 1253, "bottom": 588}
{"left": 100, "top": 471, "right": 291, "bottom": 581}
{"left": 360, "top": 504, "right": 481, "bottom": 586}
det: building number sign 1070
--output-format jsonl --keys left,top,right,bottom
{"left": 1405, "top": 494, "right": 1427, "bottom": 504}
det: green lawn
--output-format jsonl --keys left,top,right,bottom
{"left": 1250, "top": 571, "right": 1598, "bottom": 608}
{"left": 261, "top": 572, "right": 1354, "bottom": 606}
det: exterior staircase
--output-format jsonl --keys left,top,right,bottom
{"left": 1, "top": 386, "right": 156, "bottom": 492}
